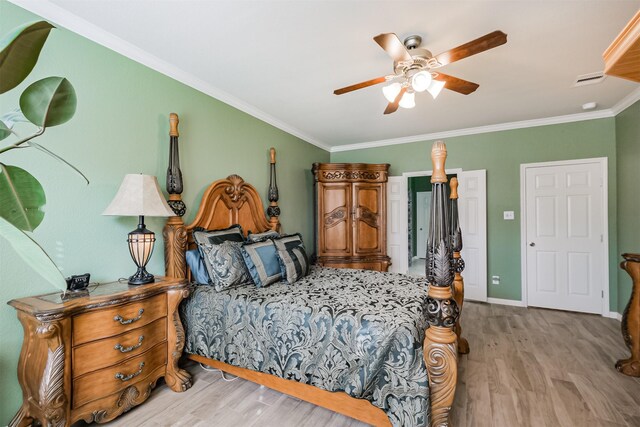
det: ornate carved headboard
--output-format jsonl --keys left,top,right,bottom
{"left": 162, "top": 114, "right": 280, "bottom": 279}
{"left": 185, "top": 174, "right": 275, "bottom": 248}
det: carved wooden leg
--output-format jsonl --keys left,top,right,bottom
{"left": 163, "top": 218, "right": 187, "bottom": 279}
{"left": 425, "top": 288, "right": 459, "bottom": 427}
{"left": 12, "top": 315, "right": 72, "bottom": 427}
{"left": 616, "top": 254, "right": 640, "bottom": 376}
{"left": 165, "top": 288, "right": 193, "bottom": 392}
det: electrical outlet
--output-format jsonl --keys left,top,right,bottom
{"left": 492, "top": 275, "right": 500, "bottom": 285}
{"left": 503, "top": 211, "right": 515, "bottom": 220}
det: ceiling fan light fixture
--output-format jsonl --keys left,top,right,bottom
{"left": 427, "top": 79, "right": 446, "bottom": 99}
{"left": 382, "top": 83, "right": 402, "bottom": 102}
{"left": 411, "top": 71, "right": 432, "bottom": 92}
{"left": 399, "top": 91, "right": 415, "bottom": 109}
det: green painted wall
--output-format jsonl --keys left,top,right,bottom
{"left": 616, "top": 100, "right": 640, "bottom": 312}
{"left": 0, "top": 2, "right": 328, "bottom": 423}
{"left": 332, "top": 119, "right": 618, "bottom": 307}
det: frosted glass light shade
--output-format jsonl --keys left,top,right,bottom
{"left": 382, "top": 83, "right": 402, "bottom": 102}
{"left": 399, "top": 91, "right": 416, "bottom": 109}
{"left": 427, "top": 79, "right": 446, "bottom": 99}
{"left": 411, "top": 71, "right": 432, "bottom": 92}
{"left": 103, "top": 174, "right": 174, "bottom": 217}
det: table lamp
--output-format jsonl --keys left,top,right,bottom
{"left": 103, "top": 174, "right": 175, "bottom": 285}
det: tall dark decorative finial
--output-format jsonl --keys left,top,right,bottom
{"left": 267, "top": 147, "right": 281, "bottom": 231}
{"left": 163, "top": 113, "right": 188, "bottom": 279}
{"left": 449, "top": 176, "right": 469, "bottom": 355}
{"left": 166, "top": 112, "right": 185, "bottom": 217}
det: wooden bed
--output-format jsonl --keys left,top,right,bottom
{"left": 163, "top": 139, "right": 463, "bottom": 426}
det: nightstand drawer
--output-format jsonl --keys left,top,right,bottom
{"left": 72, "top": 317, "right": 167, "bottom": 378}
{"left": 73, "top": 341, "right": 167, "bottom": 408}
{"left": 73, "top": 293, "right": 167, "bottom": 345}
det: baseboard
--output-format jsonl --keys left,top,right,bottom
{"left": 486, "top": 297, "right": 526, "bottom": 307}
{"left": 484, "top": 298, "right": 622, "bottom": 319}
{"left": 605, "top": 311, "right": 623, "bottom": 321}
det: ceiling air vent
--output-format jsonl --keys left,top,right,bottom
{"left": 573, "top": 72, "right": 606, "bottom": 87}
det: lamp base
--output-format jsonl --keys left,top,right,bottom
{"left": 128, "top": 267, "right": 155, "bottom": 286}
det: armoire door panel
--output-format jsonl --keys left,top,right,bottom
{"left": 318, "top": 183, "right": 352, "bottom": 256}
{"left": 353, "top": 183, "right": 384, "bottom": 255}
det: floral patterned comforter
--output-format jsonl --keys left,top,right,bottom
{"left": 180, "top": 266, "right": 431, "bottom": 426}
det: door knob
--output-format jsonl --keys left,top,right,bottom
{"left": 529, "top": 242, "right": 536, "bottom": 247}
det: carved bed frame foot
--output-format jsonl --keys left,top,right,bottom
{"left": 617, "top": 253, "right": 640, "bottom": 376}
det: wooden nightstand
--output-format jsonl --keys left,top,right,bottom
{"left": 7, "top": 277, "right": 192, "bottom": 427}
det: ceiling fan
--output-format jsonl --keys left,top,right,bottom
{"left": 334, "top": 30, "right": 507, "bottom": 114}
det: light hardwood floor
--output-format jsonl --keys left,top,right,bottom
{"left": 97, "top": 302, "right": 640, "bottom": 427}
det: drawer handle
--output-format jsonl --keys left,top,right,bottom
{"left": 113, "top": 308, "right": 144, "bottom": 325}
{"left": 115, "top": 362, "right": 145, "bottom": 382}
{"left": 114, "top": 335, "right": 144, "bottom": 353}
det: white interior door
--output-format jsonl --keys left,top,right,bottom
{"left": 523, "top": 160, "right": 605, "bottom": 314}
{"left": 416, "top": 191, "right": 430, "bottom": 259}
{"left": 458, "top": 170, "right": 487, "bottom": 302}
{"left": 387, "top": 176, "right": 408, "bottom": 274}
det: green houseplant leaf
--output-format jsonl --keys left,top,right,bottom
{"left": 28, "top": 141, "right": 89, "bottom": 184}
{"left": 0, "top": 21, "right": 54, "bottom": 94}
{"left": 0, "top": 164, "right": 45, "bottom": 231}
{"left": 0, "top": 216, "right": 66, "bottom": 290}
{"left": 0, "top": 120, "right": 15, "bottom": 141}
{"left": 20, "top": 77, "right": 77, "bottom": 127}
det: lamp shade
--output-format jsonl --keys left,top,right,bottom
{"left": 103, "top": 174, "right": 174, "bottom": 217}
{"left": 427, "top": 79, "right": 446, "bottom": 99}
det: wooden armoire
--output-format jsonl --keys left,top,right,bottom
{"left": 312, "top": 163, "right": 391, "bottom": 272}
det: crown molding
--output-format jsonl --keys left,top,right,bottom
{"left": 10, "top": 0, "right": 639, "bottom": 155}
{"left": 8, "top": 0, "right": 332, "bottom": 152}
{"left": 611, "top": 85, "right": 640, "bottom": 115}
{"left": 330, "top": 109, "right": 615, "bottom": 152}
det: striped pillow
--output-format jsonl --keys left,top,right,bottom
{"left": 246, "top": 230, "right": 280, "bottom": 242}
{"left": 193, "top": 224, "right": 244, "bottom": 246}
{"left": 274, "top": 234, "right": 310, "bottom": 284}
{"left": 241, "top": 239, "right": 282, "bottom": 287}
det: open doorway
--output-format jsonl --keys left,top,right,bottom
{"left": 387, "top": 170, "right": 488, "bottom": 301}
{"left": 407, "top": 175, "right": 455, "bottom": 277}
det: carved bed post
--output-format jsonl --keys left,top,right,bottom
{"left": 617, "top": 253, "right": 640, "bottom": 376}
{"left": 449, "top": 177, "right": 469, "bottom": 355}
{"left": 267, "top": 147, "right": 281, "bottom": 231}
{"left": 163, "top": 113, "right": 188, "bottom": 279}
{"left": 425, "top": 141, "right": 459, "bottom": 427}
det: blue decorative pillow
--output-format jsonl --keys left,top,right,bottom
{"left": 274, "top": 234, "right": 310, "bottom": 284}
{"left": 246, "top": 230, "right": 280, "bottom": 242}
{"left": 193, "top": 224, "right": 244, "bottom": 246}
{"left": 185, "top": 249, "right": 210, "bottom": 285}
{"left": 199, "top": 241, "right": 253, "bottom": 291}
{"left": 241, "top": 239, "right": 282, "bottom": 287}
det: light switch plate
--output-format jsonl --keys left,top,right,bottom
{"left": 503, "top": 211, "right": 515, "bottom": 220}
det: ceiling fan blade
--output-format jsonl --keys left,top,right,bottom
{"left": 334, "top": 76, "right": 390, "bottom": 95}
{"left": 374, "top": 33, "right": 413, "bottom": 63}
{"left": 435, "top": 73, "right": 479, "bottom": 95}
{"left": 434, "top": 30, "right": 507, "bottom": 66}
{"left": 384, "top": 87, "right": 407, "bottom": 115}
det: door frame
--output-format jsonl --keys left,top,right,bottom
{"left": 415, "top": 191, "right": 431, "bottom": 259}
{"left": 400, "top": 168, "right": 463, "bottom": 273}
{"left": 519, "top": 157, "right": 609, "bottom": 316}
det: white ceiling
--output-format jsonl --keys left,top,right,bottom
{"left": 13, "top": 1, "right": 640, "bottom": 150}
